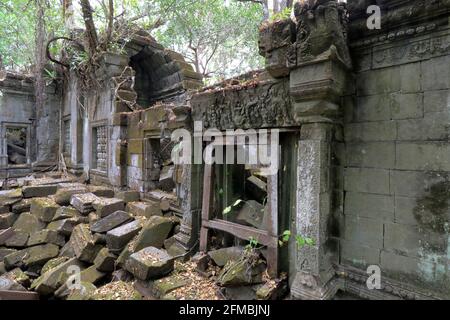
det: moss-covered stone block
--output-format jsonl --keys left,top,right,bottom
{"left": 70, "top": 224, "right": 103, "bottom": 263}
{"left": 125, "top": 247, "right": 174, "bottom": 280}
{"left": 31, "top": 197, "right": 60, "bottom": 223}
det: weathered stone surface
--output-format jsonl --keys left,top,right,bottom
{"left": 94, "top": 248, "right": 116, "bottom": 272}
{"left": 47, "top": 218, "right": 83, "bottom": 236}
{"left": 12, "top": 213, "right": 46, "bottom": 234}
{"left": 115, "top": 245, "right": 133, "bottom": 268}
{"left": 88, "top": 212, "right": 100, "bottom": 225}
{"left": 80, "top": 265, "right": 106, "bottom": 284}
{"left": 163, "top": 236, "right": 177, "bottom": 250}
{"left": 58, "top": 240, "right": 76, "bottom": 258}
{"left": 146, "top": 274, "right": 188, "bottom": 298}
{"left": 0, "top": 248, "right": 17, "bottom": 262}
{"left": 159, "top": 166, "right": 175, "bottom": 192}
{"left": 234, "top": 200, "right": 266, "bottom": 229}
{"left": 246, "top": 176, "right": 267, "bottom": 203}
{"left": 91, "top": 210, "right": 133, "bottom": 233}
{"left": 208, "top": 247, "right": 244, "bottom": 267}
{"left": 54, "top": 187, "right": 88, "bottom": 206}
{"left": 2, "top": 267, "right": 31, "bottom": 288}
{"left": 41, "top": 256, "right": 71, "bottom": 274}
{"left": 70, "top": 224, "right": 102, "bottom": 263}
{"left": 4, "top": 244, "right": 59, "bottom": 269}
{"left": 93, "top": 198, "right": 125, "bottom": 218}
{"left": 31, "top": 197, "right": 60, "bottom": 222}
{"left": 31, "top": 258, "right": 85, "bottom": 295}
{"left": 0, "top": 262, "right": 6, "bottom": 275}
{"left": 0, "top": 206, "right": 8, "bottom": 214}
{"left": 217, "top": 258, "right": 266, "bottom": 287}
{"left": 12, "top": 199, "right": 32, "bottom": 214}
{"left": 22, "top": 185, "right": 57, "bottom": 198}
{"left": 106, "top": 220, "right": 142, "bottom": 251}
{"left": 4, "top": 231, "right": 29, "bottom": 248}
{"left": 125, "top": 247, "right": 174, "bottom": 280}
{"left": 70, "top": 193, "right": 100, "bottom": 215}
{"left": 0, "top": 212, "right": 18, "bottom": 229}
{"left": 28, "top": 229, "right": 65, "bottom": 247}
{"left": 66, "top": 281, "right": 97, "bottom": 300}
{"left": 256, "top": 278, "right": 288, "bottom": 300}
{"left": 115, "top": 190, "right": 140, "bottom": 203}
{"left": 127, "top": 201, "right": 162, "bottom": 218}
{"left": 90, "top": 281, "right": 142, "bottom": 300}
{"left": 88, "top": 185, "right": 114, "bottom": 198}
{"left": 130, "top": 216, "right": 173, "bottom": 253}
{"left": 0, "top": 274, "right": 27, "bottom": 291}
{"left": 0, "top": 228, "right": 15, "bottom": 246}
{"left": 0, "top": 188, "right": 22, "bottom": 206}
{"left": 53, "top": 206, "right": 80, "bottom": 221}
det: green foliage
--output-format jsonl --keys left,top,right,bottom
{"left": 1, "top": 0, "right": 264, "bottom": 80}
{"left": 0, "top": 0, "right": 64, "bottom": 71}
{"left": 245, "top": 236, "right": 260, "bottom": 251}
{"left": 278, "top": 230, "right": 315, "bottom": 249}
{"left": 152, "top": 0, "right": 264, "bottom": 82}
{"left": 269, "top": 7, "right": 292, "bottom": 23}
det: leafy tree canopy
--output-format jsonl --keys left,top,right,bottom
{"left": 0, "top": 0, "right": 268, "bottom": 83}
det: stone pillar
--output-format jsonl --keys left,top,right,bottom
{"left": 288, "top": 0, "right": 352, "bottom": 299}
{"left": 291, "top": 123, "right": 339, "bottom": 299}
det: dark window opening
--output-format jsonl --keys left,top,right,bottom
{"left": 6, "top": 126, "right": 28, "bottom": 166}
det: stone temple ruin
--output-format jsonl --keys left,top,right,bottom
{"left": 0, "top": 0, "right": 450, "bottom": 300}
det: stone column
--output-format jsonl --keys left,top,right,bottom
{"left": 288, "top": 0, "right": 352, "bottom": 299}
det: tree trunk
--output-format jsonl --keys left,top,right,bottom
{"left": 35, "top": 0, "right": 47, "bottom": 163}
{"left": 63, "top": 0, "right": 76, "bottom": 32}
{"left": 79, "top": 0, "right": 98, "bottom": 58}
{"left": 35, "top": 1, "right": 46, "bottom": 127}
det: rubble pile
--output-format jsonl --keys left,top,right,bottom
{"left": 0, "top": 175, "right": 284, "bottom": 300}
{"left": 0, "top": 176, "right": 184, "bottom": 300}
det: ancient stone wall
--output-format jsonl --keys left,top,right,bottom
{"left": 0, "top": 72, "right": 61, "bottom": 178}
{"left": 337, "top": 0, "right": 450, "bottom": 299}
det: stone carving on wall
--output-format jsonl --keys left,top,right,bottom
{"left": 192, "top": 79, "right": 293, "bottom": 130}
{"left": 291, "top": 0, "right": 352, "bottom": 68}
{"left": 259, "top": 19, "right": 294, "bottom": 78}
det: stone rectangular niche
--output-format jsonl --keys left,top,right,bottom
{"left": 92, "top": 125, "right": 108, "bottom": 173}
{"left": 63, "top": 117, "right": 71, "bottom": 156}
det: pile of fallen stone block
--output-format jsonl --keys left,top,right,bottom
{"left": 0, "top": 177, "right": 184, "bottom": 300}
{"left": 0, "top": 175, "right": 285, "bottom": 300}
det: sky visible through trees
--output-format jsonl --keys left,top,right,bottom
{"left": 0, "top": 0, "right": 298, "bottom": 84}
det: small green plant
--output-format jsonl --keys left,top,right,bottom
{"left": 278, "top": 230, "right": 315, "bottom": 249}
{"left": 246, "top": 236, "right": 260, "bottom": 251}
{"left": 269, "top": 7, "right": 292, "bottom": 23}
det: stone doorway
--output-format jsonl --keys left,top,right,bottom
{"left": 3, "top": 123, "right": 31, "bottom": 166}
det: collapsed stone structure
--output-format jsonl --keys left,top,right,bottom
{"left": 1, "top": 0, "right": 450, "bottom": 300}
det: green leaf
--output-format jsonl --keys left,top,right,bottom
{"left": 222, "top": 206, "right": 232, "bottom": 215}
{"left": 281, "top": 230, "right": 291, "bottom": 242}
{"left": 305, "top": 238, "right": 315, "bottom": 246}
{"left": 295, "top": 236, "right": 306, "bottom": 248}
{"left": 232, "top": 199, "right": 243, "bottom": 207}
